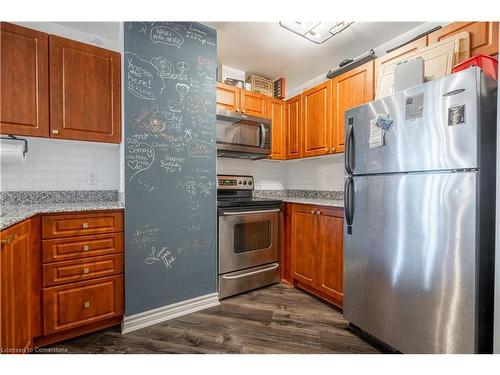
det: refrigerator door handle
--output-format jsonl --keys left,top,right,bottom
{"left": 344, "top": 176, "right": 354, "bottom": 234}
{"left": 345, "top": 123, "right": 354, "bottom": 175}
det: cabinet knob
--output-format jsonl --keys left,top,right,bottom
{"left": 310, "top": 210, "right": 315, "bottom": 214}
{"left": 83, "top": 267, "right": 90, "bottom": 274}
{"left": 316, "top": 211, "right": 321, "bottom": 215}
{"left": 83, "top": 301, "right": 91, "bottom": 309}
{"left": 83, "top": 245, "right": 90, "bottom": 251}
{"left": 52, "top": 129, "right": 59, "bottom": 135}
{"left": 82, "top": 223, "right": 89, "bottom": 229}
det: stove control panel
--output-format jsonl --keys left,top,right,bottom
{"left": 217, "top": 175, "right": 254, "bottom": 190}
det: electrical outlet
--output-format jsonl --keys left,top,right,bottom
{"left": 88, "top": 172, "right": 97, "bottom": 186}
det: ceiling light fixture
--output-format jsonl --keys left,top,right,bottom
{"left": 279, "top": 21, "right": 354, "bottom": 44}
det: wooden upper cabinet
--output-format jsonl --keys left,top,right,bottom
{"left": 291, "top": 205, "right": 318, "bottom": 287}
{"left": 301, "top": 81, "right": 332, "bottom": 157}
{"left": 267, "top": 98, "right": 286, "bottom": 160}
{"left": 332, "top": 61, "right": 374, "bottom": 153}
{"left": 240, "top": 90, "right": 267, "bottom": 117}
{"left": 374, "top": 36, "right": 427, "bottom": 99}
{"left": 216, "top": 82, "right": 240, "bottom": 112}
{"left": 0, "top": 22, "right": 49, "bottom": 137}
{"left": 317, "top": 208, "right": 344, "bottom": 307}
{"left": 286, "top": 95, "right": 302, "bottom": 159}
{"left": 428, "top": 21, "right": 499, "bottom": 59}
{"left": 49, "top": 35, "right": 121, "bottom": 143}
{"left": 0, "top": 220, "right": 32, "bottom": 352}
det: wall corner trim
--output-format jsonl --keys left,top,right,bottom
{"left": 121, "top": 293, "right": 220, "bottom": 334}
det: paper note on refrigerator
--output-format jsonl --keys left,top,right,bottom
{"left": 369, "top": 118, "right": 384, "bottom": 148}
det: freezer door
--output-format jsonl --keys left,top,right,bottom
{"left": 345, "top": 68, "right": 481, "bottom": 175}
{"left": 343, "top": 171, "right": 477, "bottom": 353}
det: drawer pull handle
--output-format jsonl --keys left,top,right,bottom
{"left": 52, "top": 129, "right": 59, "bottom": 135}
{"left": 1, "top": 234, "right": 16, "bottom": 244}
{"left": 83, "top": 301, "right": 91, "bottom": 309}
{"left": 82, "top": 223, "right": 89, "bottom": 229}
{"left": 83, "top": 267, "right": 90, "bottom": 274}
{"left": 83, "top": 245, "right": 90, "bottom": 251}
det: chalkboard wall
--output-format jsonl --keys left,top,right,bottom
{"left": 124, "top": 22, "right": 217, "bottom": 316}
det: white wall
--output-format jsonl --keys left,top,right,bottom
{"left": 217, "top": 154, "right": 344, "bottom": 191}
{"left": 0, "top": 137, "right": 120, "bottom": 191}
{"left": 0, "top": 22, "right": 124, "bottom": 193}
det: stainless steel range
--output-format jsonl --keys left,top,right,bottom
{"left": 217, "top": 175, "right": 282, "bottom": 298}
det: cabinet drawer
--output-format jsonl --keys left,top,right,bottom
{"left": 43, "top": 254, "right": 124, "bottom": 287}
{"left": 42, "top": 211, "right": 123, "bottom": 239}
{"left": 43, "top": 232, "right": 123, "bottom": 263}
{"left": 43, "top": 275, "right": 124, "bottom": 335}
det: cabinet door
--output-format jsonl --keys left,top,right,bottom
{"left": 301, "top": 81, "right": 332, "bottom": 157}
{"left": 267, "top": 98, "right": 286, "bottom": 160}
{"left": 428, "top": 21, "right": 499, "bottom": 58}
{"left": 0, "top": 22, "right": 49, "bottom": 137}
{"left": 332, "top": 61, "right": 374, "bottom": 153}
{"left": 286, "top": 95, "right": 301, "bottom": 159}
{"left": 291, "top": 205, "right": 318, "bottom": 286}
{"left": 49, "top": 35, "right": 121, "bottom": 143}
{"left": 317, "top": 208, "right": 344, "bottom": 307}
{"left": 0, "top": 220, "right": 32, "bottom": 352}
{"left": 374, "top": 36, "right": 427, "bottom": 99}
{"left": 240, "top": 90, "right": 267, "bottom": 117}
{"left": 216, "top": 82, "right": 240, "bottom": 112}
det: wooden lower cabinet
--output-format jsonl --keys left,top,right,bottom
{"left": 317, "top": 209, "right": 344, "bottom": 306}
{"left": 0, "top": 220, "right": 32, "bottom": 353}
{"left": 290, "top": 205, "right": 318, "bottom": 286}
{"left": 1, "top": 210, "right": 124, "bottom": 350}
{"left": 287, "top": 203, "right": 344, "bottom": 308}
{"left": 43, "top": 275, "right": 124, "bottom": 335}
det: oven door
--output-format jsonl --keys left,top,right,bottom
{"left": 218, "top": 208, "right": 280, "bottom": 274}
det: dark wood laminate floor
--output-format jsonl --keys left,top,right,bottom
{"left": 44, "top": 284, "right": 379, "bottom": 354}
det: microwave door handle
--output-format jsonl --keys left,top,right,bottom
{"left": 259, "top": 124, "right": 266, "bottom": 148}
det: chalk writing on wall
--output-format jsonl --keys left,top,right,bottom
{"left": 125, "top": 21, "right": 216, "bottom": 316}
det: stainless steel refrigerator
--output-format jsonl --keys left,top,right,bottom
{"left": 343, "top": 67, "right": 497, "bottom": 353}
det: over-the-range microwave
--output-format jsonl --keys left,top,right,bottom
{"left": 216, "top": 109, "right": 271, "bottom": 160}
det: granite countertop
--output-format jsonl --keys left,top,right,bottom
{"left": 281, "top": 197, "right": 343, "bottom": 208}
{"left": 253, "top": 190, "right": 344, "bottom": 208}
{"left": 0, "top": 191, "right": 124, "bottom": 230}
{"left": 0, "top": 201, "right": 124, "bottom": 230}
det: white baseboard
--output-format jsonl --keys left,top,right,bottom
{"left": 121, "top": 293, "right": 219, "bottom": 334}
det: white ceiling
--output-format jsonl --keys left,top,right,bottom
{"left": 208, "top": 22, "right": 424, "bottom": 90}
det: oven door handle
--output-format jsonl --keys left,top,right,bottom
{"left": 222, "top": 208, "right": 281, "bottom": 216}
{"left": 222, "top": 263, "right": 279, "bottom": 280}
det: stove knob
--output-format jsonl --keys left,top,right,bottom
{"left": 238, "top": 181, "right": 242, "bottom": 184}
{"left": 243, "top": 181, "right": 247, "bottom": 185}
{"left": 248, "top": 180, "right": 253, "bottom": 185}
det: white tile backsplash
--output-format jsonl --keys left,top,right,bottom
{"left": 216, "top": 154, "right": 345, "bottom": 191}
{"left": 0, "top": 137, "right": 120, "bottom": 192}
